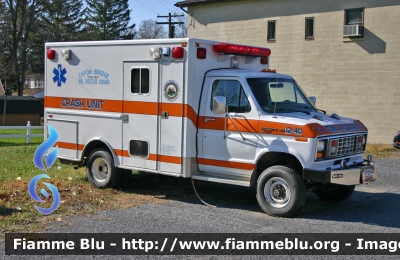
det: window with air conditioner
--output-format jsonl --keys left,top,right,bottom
{"left": 343, "top": 8, "right": 364, "bottom": 37}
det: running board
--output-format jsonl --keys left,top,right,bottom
{"left": 192, "top": 174, "right": 250, "bottom": 187}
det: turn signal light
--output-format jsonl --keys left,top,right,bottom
{"left": 329, "top": 139, "right": 339, "bottom": 155}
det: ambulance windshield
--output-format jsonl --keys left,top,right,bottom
{"left": 247, "top": 78, "right": 316, "bottom": 114}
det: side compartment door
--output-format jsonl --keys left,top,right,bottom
{"left": 158, "top": 60, "right": 184, "bottom": 174}
{"left": 122, "top": 62, "right": 159, "bottom": 170}
{"left": 200, "top": 77, "right": 258, "bottom": 178}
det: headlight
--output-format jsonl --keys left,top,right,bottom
{"left": 317, "top": 140, "right": 325, "bottom": 151}
{"left": 316, "top": 140, "right": 326, "bottom": 159}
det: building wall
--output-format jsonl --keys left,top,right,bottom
{"left": 186, "top": 0, "right": 400, "bottom": 143}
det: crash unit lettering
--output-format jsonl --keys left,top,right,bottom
{"left": 61, "top": 99, "right": 104, "bottom": 110}
{"left": 44, "top": 38, "right": 376, "bottom": 217}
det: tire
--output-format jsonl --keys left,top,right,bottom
{"left": 314, "top": 184, "right": 355, "bottom": 202}
{"left": 256, "top": 165, "right": 307, "bottom": 217}
{"left": 86, "top": 149, "right": 121, "bottom": 188}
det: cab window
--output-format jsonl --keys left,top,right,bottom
{"left": 210, "top": 80, "right": 251, "bottom": 113}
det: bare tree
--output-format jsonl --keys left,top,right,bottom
{"left": 136, "top": 19, "right": 167, "bottom": 39}
{"left": 172, "top": 12, "right": 187, "bottom": 38}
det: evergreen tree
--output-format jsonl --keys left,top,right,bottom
{"left": 41, "top": 0, "right": 85, "bottom": 42}
{"left": 85, "top": 0, "right": 135, "bottom": 40}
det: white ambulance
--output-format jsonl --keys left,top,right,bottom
{"left": 44, "top": 38, "right": 375, "bottom": 217}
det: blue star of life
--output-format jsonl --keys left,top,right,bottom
{"left": 53, "top": 64, "right": 67, "bottom": 87}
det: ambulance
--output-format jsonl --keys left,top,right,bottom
{"left": 44, "top": 38, "right": 376, "bottom": 217}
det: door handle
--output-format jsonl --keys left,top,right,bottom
{"left": 205, "top": 118, "right": 215, "bottom": 122}
{"left": 161, "top": 111, "right": 169, "bottom": 119}
{"left": 123, "top": 114, "right": 129, "bottom": 123}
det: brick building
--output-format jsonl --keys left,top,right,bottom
{"left": 175, "top": 0, "right": 400, "bottom": 143}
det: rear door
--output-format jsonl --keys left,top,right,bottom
{"left": 122, "top": 62, "right": 159, "bottom": 170}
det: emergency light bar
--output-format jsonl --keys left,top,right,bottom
{"left": 213, "top": 42, "right": 271, "bottom": 57}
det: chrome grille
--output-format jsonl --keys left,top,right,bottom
{"left": 336, "top": 136, "right": 356, "bottom": 156}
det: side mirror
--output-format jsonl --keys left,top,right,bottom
{"left": 309, "top": 96, "right": 316, "bottom": 106}
{"left": 212, "top": 96, "right": 226, "bottom": 114}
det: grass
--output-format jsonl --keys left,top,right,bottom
{"left": 0, "top": 132, "right": 398, "bottom": 233}
{"left": 0, "top": 134, "right": 166, "bottom": 233}
{"left": 365, "top": 143, "right": 398, "bottom": 158}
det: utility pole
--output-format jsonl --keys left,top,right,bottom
{"left": 156, "top": 13, "right": 184, "bottom": 38}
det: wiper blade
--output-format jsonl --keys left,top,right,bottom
{"left": 317, "top": 108, "right": 326, "bottom": 114}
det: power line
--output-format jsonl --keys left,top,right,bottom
{"left": 156, "top": 0, "right": 174, "bottom": 13}
{"left": 133, "top": 0, "right": 159, "bottom": 16}
{"left": 160, "top": 0, "right": 181, "bottom": 12}
{"left": 156, "top": 13, "right": 184, "bottom": 38}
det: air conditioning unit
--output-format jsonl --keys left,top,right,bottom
{"left": 343, "top": 24, "right": 362, "bottom": 37}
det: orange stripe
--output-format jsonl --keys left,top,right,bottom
{"left": 45, "top": 96, "right": 198, "bottom": 127}
{"left": 198, "top": 158, "right": 254, "bottom": 171}
{"left": 184, "top": 104, "right": 198, "bottom": 128}
{"left": 46, "top": 96, "right": 368, "bottom": 138}
{"left": 45, "top": 96, "right": 122, "bottom": 112}
{"left": 159, "top": 103, "right": 183, "bottom": 117}
{"left": 56, "top": 141, "right": 78, "bottom": 150}
{"left": 148, "top": 154, "right": 157, "bottom": 161}
{"left": 114, "top": 149, "right": 130, "bottom": 157}
{"left": 123, "top": 101, "right": 157, "bottom": 115}
{"left": 158, "top": 155, "right": 182, "bottom": 164}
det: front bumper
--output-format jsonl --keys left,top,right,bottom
{"left": 303, "top": 162, "right": 376, "bottom": 186}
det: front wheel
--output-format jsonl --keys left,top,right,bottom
{"left": 314, "top": 184, "right": 355, "bottom": 202}
{"left": 256, "top": 166, "right": 306, "bottom": 217}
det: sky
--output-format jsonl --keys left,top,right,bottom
{"left": 128, "top": 0, "right": 186, "bottom": 26}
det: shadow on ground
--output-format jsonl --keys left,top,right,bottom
{"left": 0, "top": 206, "right": 19, "bottom": 217}
{"left": 119, "top": 172, "right": 400, "bottom": 229}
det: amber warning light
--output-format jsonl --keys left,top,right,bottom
{"left": 213, "top": 42, "right": 271, "bottom": 57}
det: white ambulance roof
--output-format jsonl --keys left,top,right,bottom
{"left": 205, "top": 69, "right": 293, "bottom": 80}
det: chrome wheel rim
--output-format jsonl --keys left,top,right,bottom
{"left": 264, "top": 177, "right": 291, "bottom": 208}
{"left": 91, "top": 158, "right": 109, "bottom": 183}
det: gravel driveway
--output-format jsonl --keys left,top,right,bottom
{"left": 2, "top": 151, "right": 400, "bottom": 259}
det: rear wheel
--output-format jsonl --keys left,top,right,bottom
{"left": 314, "top": 184, "right": 355, "bottom": 202}
{"left": 86, "top": 149, "right": 121, "bottom": 188}
{"left": 256, "top": 165, "right": 306, "bottom": 217}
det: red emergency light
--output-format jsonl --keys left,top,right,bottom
{"left": 197, "top": 47, "right": 207, "bottom": 59}
{"left": 213, "top": 42, "right": 271, "bottom": 57}
{"left": 172, "top": 47, "right": 184, "bottom": 59}
{"left": 47, "top": 49, "right": 56, "bottom": 60}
